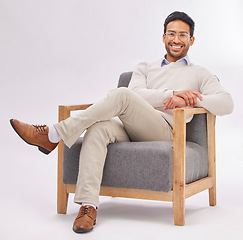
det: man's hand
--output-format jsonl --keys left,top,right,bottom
{"left": 173, "top": 90, "right": 203, "bottom": 106}
{"left": 163, "top": 96, "right": 187, "bottom": 110}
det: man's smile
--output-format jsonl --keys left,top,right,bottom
{"left": 170, "top": 44, "right": 184, "bottom": 51}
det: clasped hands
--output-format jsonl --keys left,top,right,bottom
{"left": 163, "top": 90, "right": 203, "bottom": 110}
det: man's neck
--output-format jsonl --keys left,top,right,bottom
{"left": 165, "top": 54, "right": 186, "bottom": 63}
{"left": 162, "top": 55, "right": 190, "bottom": 66}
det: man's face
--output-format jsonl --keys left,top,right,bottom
{"left": 163, "top": 20, "right": 195, "bottom": 62}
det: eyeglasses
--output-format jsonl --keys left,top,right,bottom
{"left": 165, "top": 31, "right": 191, "bottom": 42}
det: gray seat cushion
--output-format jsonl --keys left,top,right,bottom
{"left": 62, "top": 72, "right": 208, "bottom": 192}
{"left": 63, "top": 139, "right": 207, "bottom": 192}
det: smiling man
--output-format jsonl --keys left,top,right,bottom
{"left": 164, "top": 22, "right": 194, "bottom": 62}
{"left": 10, "top": 11, "right": 233, "bottom": 233}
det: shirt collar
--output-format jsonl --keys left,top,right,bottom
{"left": 161, "top": 55, "right": 190, "bottom": 66}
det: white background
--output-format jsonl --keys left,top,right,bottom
{"left": 0, "top": 0, "right": 243, "bottom": 239}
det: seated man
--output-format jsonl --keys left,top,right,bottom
{"left": 10, "top": 11, "right": 233, "bottom": 233}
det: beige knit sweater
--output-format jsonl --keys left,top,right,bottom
{"left": 128, "top": 59, "right": 234, "bottom": 126}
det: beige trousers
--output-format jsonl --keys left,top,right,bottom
{"left": 54, "top": 88, "right": 173, "bottom": 207}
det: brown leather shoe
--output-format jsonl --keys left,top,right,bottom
{"left": 10, "top": 119, "right": 58, "bottom": 155}
{"left": 73, "top": 206, "right": 97, "bottom": 233}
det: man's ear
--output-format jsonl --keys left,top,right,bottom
{"left": 163, "top": 34, "right": 166, "bottom": 43}
{"left": 190, "top": 36, "right": 195, "bottom": 46}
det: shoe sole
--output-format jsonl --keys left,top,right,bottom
{"left": 10, "top": 119, "right": 51, "bottom": 155}
{"left": 72, "top": 220, "right": 96, "bottom": 234}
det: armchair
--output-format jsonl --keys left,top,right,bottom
{"left": 57, "top": 72, "right": 216, "bottom": 226}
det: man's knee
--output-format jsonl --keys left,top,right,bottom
{"left": 108, "top": 87, "right": 134, "bottom": 100}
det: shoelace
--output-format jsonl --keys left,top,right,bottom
{"left": 77, "top": 206, "right": 93, "bottom": 220}
{"left": 33, "top": 124, "right": 47, "bottom": 132}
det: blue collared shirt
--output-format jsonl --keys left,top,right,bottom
{"left": 161, "top": 55, "right": 190, "bottom": 66}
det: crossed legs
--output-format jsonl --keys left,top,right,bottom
{"left": 54, "top": 87, "right": 173, "bottom": 207}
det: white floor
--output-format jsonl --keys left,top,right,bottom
{"left": 1, "top": 185, "right": 243, "bottom": 240}
{"left": 1, "top": 116, "right": 243, "bottom": 240}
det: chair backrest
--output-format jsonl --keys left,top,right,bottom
{"left": 117, "top": 72, "right": 133, "bottom": 88}
{"left": 117, "top": 72, "right": 207, "bottom": 148}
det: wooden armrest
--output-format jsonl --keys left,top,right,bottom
{"left": 57, "top": 103, "right": 94, "bottom": 210}
{"left": 59, "top": 104, "right": 93, "bottom": 111}
{"left": 172, "top": 106, "right": 215, "bottom": 225}
{"left": 58, "top": 104, "right": 93, "bottom": 122}
{"left": 174, "top": 107, "right": 209, "bottom": 115}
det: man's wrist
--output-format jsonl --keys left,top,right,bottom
{"left": 163, "top": 90, "right": 174, "bottom": 101}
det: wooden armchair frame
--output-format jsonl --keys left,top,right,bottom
{"left": 57, "top": 105, "right": 216, "bottom": 226}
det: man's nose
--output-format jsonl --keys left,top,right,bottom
{"left": 174, "top": 34, "right": 181, "bottom": 43}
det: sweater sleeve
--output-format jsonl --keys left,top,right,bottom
{"left": 128, "top": 62, "right": 173, "bottom": 108}
{"left": 196, "top": 69, "right": 234, "bottom": 115}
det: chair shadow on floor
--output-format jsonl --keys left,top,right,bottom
{"left": 96, "top": 197, "right": 210, "bottom": 226}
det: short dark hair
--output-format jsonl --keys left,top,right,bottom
{"left": 164, "top": 11, "right": 195, "bottom": 37}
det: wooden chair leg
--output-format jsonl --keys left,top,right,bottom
{"left": 209, "top": 187, "right": 216, "bottom": 206}
{"left": 173, "top": 190, "right": 185, "bottom": 226}
{"left": 57, "top": 141, "right": 69, "bottom": 214}
{"left": 57, "top": 182, "right": 69, "bottom": 214}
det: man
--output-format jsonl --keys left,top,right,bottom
{"left": 10, "top": 11, "right": 233, "bottom": 233}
